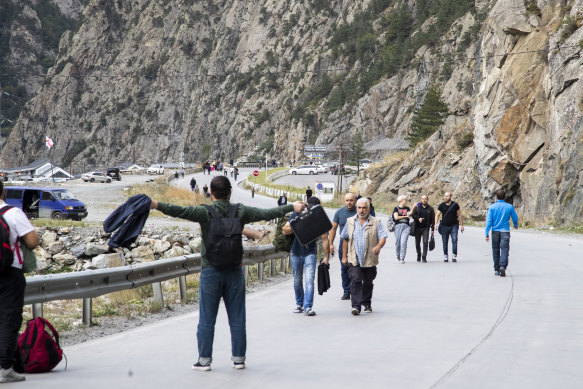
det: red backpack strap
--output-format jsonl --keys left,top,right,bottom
{"left": 37, "top": 317, "right": 61, "bottom": 347}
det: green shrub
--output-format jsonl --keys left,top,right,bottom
{"left": 457, "top": 130, "right": 474, "bottom": 149}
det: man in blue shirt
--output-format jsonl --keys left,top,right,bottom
{"left": 485, "top": 190, "right": 518, "bottom": 277}
{"left": 328, "top": 193, "right": 357, "bottom": 300}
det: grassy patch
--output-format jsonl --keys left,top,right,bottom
{"left": 31, "top": 219, "right": 101, "bottom": 228}
{"left": 126, "top": 177, "right": 211, "bottom": 211}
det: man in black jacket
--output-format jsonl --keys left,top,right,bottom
{"left": 411, "top": 195, "right": 435, "bottom": 262}
{"left": 277, "top": 193, "right": 288, "bottom": 206}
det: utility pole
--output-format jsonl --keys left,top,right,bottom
{"left": 336, "top": 143, "right": 344, "bottom": 198}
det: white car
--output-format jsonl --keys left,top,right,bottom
{"left": 290, "top": 165, "right": 317, "bottom": 175}
{"left": 314, "top": 165, "right": 327, "bottom": 174}
{"left": 81, "top": 172, "right": 111, "bottom": 183}
{"left": 147, "top": 165, "right": 165, "bottom": 175}
{"left": 360, "top": 159, "right": 372, "bottom": 169}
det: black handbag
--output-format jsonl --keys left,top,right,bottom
{"left": 289, "top": 205, "right": 332, "bottom": 245}
{"left": 429, "top": 234, "right": 435, "bottom": 251}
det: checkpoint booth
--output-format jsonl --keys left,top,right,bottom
{"left": 315, "top": 181, "right": 335, "bottom": 202}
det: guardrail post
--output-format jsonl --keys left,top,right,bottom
{"left": 82, "top": 298, "right": 92, "bottom": 326}
{"left": 178, "top": 276, "right": 187, "bottom": 302}
{"left": 243, "top": 265, "right": 249, "bottom": 285}
{"left": 32, "top": 303, "right": 43, "bottom": 318}
{"left": 280, "top": 256, "right": 286, "bottom": 273}
{"left": 258, "top": 262, "right": 264, "bottom": 282}
{"left": 271, "top": 259, "right": 276, "bottom": 276}
{"left": 153, "top": 282, "right": 164, "bottom": 305}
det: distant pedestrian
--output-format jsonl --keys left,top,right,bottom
{"left": 411, "top": 195, "right": 435, "bottom": 263}
{"left": 0, "top": 181, "right": 40, "bottom": 383}
{"left": 194, "top": 184, "right": 199, "bottom": 193}
{"left": 230, "top": 167, "right": 234, "bottom": 177}
{"left": 174, "top": 171, "right": 179, "bottom": 184}
{"left": 277, "top": 193, "right": 288, "bottom": 206}
{"left": 283, "top": 197, "right": 330, "bottom": 316}
{"left": 393, "top": 195, "right": 411, "bottom": 263}
{"left": 306, "top": 186, "right": 313, "bottom": 200}
{"left": 251, "top": 186, "right": 255, "bottom": 198}
{"left": 190, "top": 178, "right": 197, "bottom": 192}
{"left": 203, "top": 184, "right": 209, "bottom": 197}
{"left": 234, "top": 167, "right": 239, "bottom": 181}
{"left": 181, "top": 169, "right": 185, "bottom": 178}
{"left": 149, "top": 176, "right": 305, "bottom": 371}
{"left": 224, "top": 168, "right": 228, "bottom": 176}
{"left": 340, "top": 197, "right": 387, "bottom": 315}
{"left": 329, "top": 193, "right": 357, "bottom": 300}
{"left": 367, "top": 197, "right": 375, "bottom": 217}
{"left": 434, "top": 192, "right": 464, "bottom": 262}
{"left": 485, "top": 190, "right": 518, "bottom": 277}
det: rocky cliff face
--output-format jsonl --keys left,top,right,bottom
{"left": 354, "top": 0, "right": 583, "bottom": 224}
{"left": 3, "top": 0, "right": 583, "bottom": 225}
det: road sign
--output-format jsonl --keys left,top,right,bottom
{"left": 304, "top": 145, "right": 327, "bottom": 152}
{"left": 253, "top": 170, "right": 259, "bottom": 176}
{"left": 316, "top": 183, "right": 323, "bottom": 190}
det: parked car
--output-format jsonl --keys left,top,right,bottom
{"left": 4, "top": 186, "right": 88, "bottom": 220}
{"left": 314, "top": 165, "right": 327, "bottom": 174}
{"left": 147, "top": 165, "right": 165, "bottom": 175}
{"left": 360, "top": 159, "right": 372, "bottom": 169}
{"left": 290, "top": 165, "right": 317, "bottom": 175}
{"left": 106, "top": 167, "right": 121, "bottom": 181}
{"left": 81, "top": 172, "right": 111, "bottom": 183}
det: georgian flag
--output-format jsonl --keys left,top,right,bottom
{"left": 45, "top": 136, "right": 54, "bottom": 149}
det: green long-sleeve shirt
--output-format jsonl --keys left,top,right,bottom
{"left": 157, "top": 200, "right": 293, "bottom": 267}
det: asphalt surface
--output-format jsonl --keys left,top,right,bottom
{"left": 272, "top": 170, "right": 355, "bottom": 192}
{"left": 21, "top": 169, "right": 583, "bottom": 388}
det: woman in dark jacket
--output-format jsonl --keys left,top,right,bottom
{"left": 410, "top": 195, "right": 435, "bottom": 262}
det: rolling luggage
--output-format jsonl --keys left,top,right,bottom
{"left": 289, "top": 205, "right": 332, "bottom": 245}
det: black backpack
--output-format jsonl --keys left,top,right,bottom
{"left": 0, "top": 205, "right": 15, "bottom": 273}
{"left": 203, "top": 204, "right": 243, "bottom": 270}
{"left": 272, "top": 213, "right": 293, "bottom": 252}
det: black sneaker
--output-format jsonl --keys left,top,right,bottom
{"left": 364, "top": 305, "right": 372, "bottom": 313}
{"left": 351, "top": 307, "right": 360, "bottom": 316}
{"left": 293, "top": 306, "right": 303, "bottom": 313}
{"left": 417, "top": 256, "right": 421, "bottom": 262}
{"left": 499, "top": 267, "right": 506, "bottom": 277}
{"left": 495, "top": 270, "right": 500, "bottom": 276}
{"left": 233, "top": 362, "right": 245, "bottom": 370}
{"left": 192, "top": 362, "right": 211, "bottom": 371}
{"left": 341, "top": 294, "right": 350, "bottom": 300}
{"left": 422, "top": 258, "right": 427, "bottom": 263}
{"left": 452, "top": 255, "right": 457, "bottom": 263}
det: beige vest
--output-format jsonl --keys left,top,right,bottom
{"left": 345, "top": 216, "right": 380, "bottom": 267}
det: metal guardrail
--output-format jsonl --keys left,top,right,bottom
{"left": 24, "top": 245, "right": 290, "bottom": 325}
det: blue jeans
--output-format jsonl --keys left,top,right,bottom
{"left": 440, "top": 225, "right": 459, "bottom": 256}
{"left": 491, "top": 231, "right": 510, "bottom": 270}
{"left": 338, "top": 240, "right": 350, "bottom": 295}
{"left": 197, "top": 266, "right": 246, "bottom": 365}
{"left": 291, "top": 253, "right": 317, "bottom": 309}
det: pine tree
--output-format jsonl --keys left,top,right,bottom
{"left": 350, "top": 131, "right": 365, "bottom": 173}
{"left": 407, "top": 86, "right": 449, "bottom": 147}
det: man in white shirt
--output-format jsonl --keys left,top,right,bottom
{"left": 0, "top": 182, "right": 39, "bottom": 383}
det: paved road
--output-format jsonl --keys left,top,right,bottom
{"left": 272, "top": 171, "right": 355, "bottom": 192}
{"left": 22, "top": 170, "right": 583, "bottom": 388}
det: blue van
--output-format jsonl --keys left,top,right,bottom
{"left": 4, "top": 187, "right": 88, "bottom": 220}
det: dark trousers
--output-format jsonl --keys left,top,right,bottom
{"left": 348, "top": 265, "right": 377, "bottom": 311}
{"left": 0, "top": 267, "right": 26, "bottom": 369}
{"left": 414, "top": 227, "right": 430, "bottom": 259}
{"left": 338, "top": 240, "right": 350, "bottom": 295}
{"left": 492, "top": 231, "right": 510, "bottom": 271}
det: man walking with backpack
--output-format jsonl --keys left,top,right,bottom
{"left": 149, "top": 176, "right": 305, "bottom": 371}
{"left": 0, "top": 181, "right": 39, "bottom": 383}
{"left": 485, "top": 190, "right": 518, "bottom": 277}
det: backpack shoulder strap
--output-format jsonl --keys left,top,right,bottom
{"left": 203, "top": 204, "right": 221, "bottom": 219}
{"left": 228, "top": 203, "right": 240, "bottom": 218}
{"left": 0, "top": 205, "right": 13, "bottom": 215}
{"left": 38, "top": 317, "right": 61, "bottom": 347}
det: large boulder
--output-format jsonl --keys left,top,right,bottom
{"left": 162, "top": 246, "right": 187, "bottom": 258}
{"left": 131, "top": 246, "right": 155, "bottom": 262}
{"left": 92, "top": 253, "right": 124, "bottom": 269}
{"left": 48, "top": 241, "right": 65, "bottom": 255}
{"left": 41, "top": 231, "right": 58, "bottom": 248}
{"left": 70, "top": 244, "right": 86, "bottom": 258}
{"left": 85, "top": 242, "right": 110, "bottom": 256}
{"left": 53, "top": 253, "right": 76, "bottom": 266}
{"left": 153, "top": 240, "right": 171, "bottom": 254}
{"left": 188, "top": 237, "right": 202, "bottom": 253}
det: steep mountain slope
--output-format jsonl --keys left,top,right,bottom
{"left": 3, "top": 0, "right": 583, "bottom": 224}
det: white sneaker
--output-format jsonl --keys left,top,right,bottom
{"left": 400, "top": 259, "right": 405, "bottom": 264}
{"left": 0, "top": 367, "right": 25, "bottom": 383}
